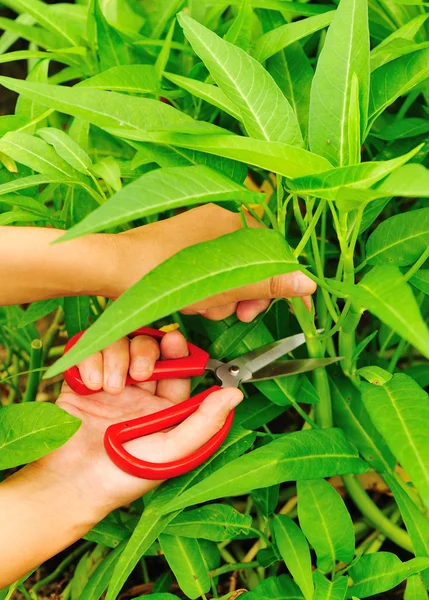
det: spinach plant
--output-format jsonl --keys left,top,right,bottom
{"left": 1, "top": 0, "right": 429, "bottom": 598}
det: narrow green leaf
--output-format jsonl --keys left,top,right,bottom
{"left": 224, "top": 0, "right": 253, "bottom": 50}
{"left": 18, "top": 299, "right": 62, "bottom": 329}
{"left": 37, "top": 127, "right": 92, "bottom": 174}
{"left": 349, "top": 553, "right": 429, "bottom": 597}
{"left": 362, "top": 374, "right": 429, "bottom": 511}
{"left": 0, "top": 16, "right": 64, "bottom": 49}
{"left": 331, "top": 373, "right": 395, "bottom": 473}
{"left": 206, "top": 0, "right": 333, "bottom": 16}
{"left": 91, "top": 156, "right": 122, "bottom": 192}
{"left": 155, "top": 18, "right": 175, "bottom": 79}
{"left": 309, "top": 0, "right": 370, "bottom": 166}
{"left": 297, "top": 479, "right": 355, "bottom": 571}
{"left": 79, "top": 541, "right": 127, "bottom": 600}
{"left": 78, "top": 65, "right": 160, "bottom": 94}
{"left": 331, "top": 266, "right": 429, "bottom": 359}
{"left": 15, "top": 59, "right": 50, "bottom": 126}
{"left": 163, "top": 72, "right": 242, "bottom": 121}
{"left": 90, "top": 0, "right": 129, "bottom": 70}
{"left": 313, "top": 571, "right": 348, "bottom": 600}
{"left": 368, "top": 48, "right": 429, "bottom": 131}
{"left": 366, "top": 208, "right": 429, "bottom": 266}
{"left": 370, "top": 14, "right": 429, "bottom": 70}
{"left": 164, "top": 504, "right": 251, "bottom": 541}
{"left": 241, "top": 574, "right": 303, "bottom": 600}
{"left": 410, "top": 270, "right": 429, "bottom": 296}
{"left": 373, "top": 118, "right": 429, "bottom": 141}
{"left": 0, "top": 174, "right": 64, "bottom": 195}
{"left": 252, "top": 12, "right": 334, "bottom": 62}
{"left": 107, "top": 130, "right": 333, "bottom": 178}
{"left": 63, "top": 296, "right": 90, "bottom": 338}
{"left": 252, "top": 484, "right": 280, "bottom": 518}
{"left": 405, "top": 574, "right": 428, "bottom": 599}
{"left": 160, "top": 428, "right": 367, "bottom": 513}
{"left": 385, "top": 474, "right": 429, "bottom": 588}
{"left": 159, "top": 535, "right": 210, "bottom": 599}
{"left": 46, "top": 229, "right": 301, "bottom": 375}
{"left": 272, "top": 515, "right": 314, "bottom": 600}
{"left": 59, "top": 165, "right": 262, "bottom": 241}
{"left": 348, "top": 73, "right": 361, "bottom": 165}
{"left": 178, "top": 12, "right": 303, "bottom": 147}
{"left": 0, "top": 403, "right": 80, "bottom": 469}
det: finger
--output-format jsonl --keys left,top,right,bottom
{"left": 77, "top": 351, "right": 103, "bottom": 391}
{"left": 129, "top": 335, "right": 161, "bottom": 382}
{"left": 162, "top": 388, "right": 243, "bottom": 461}
{"left": 200, "top": 303, "right": 238, "bottom": 321}
{"left": 102, "top": 337, "right": 130, "bottom": 395}
{"left": 186, "top": 271, "right": 317, "bottom": 313}
{"left": 302, "top": 295, "right": 313, "bottom": 311}
{"left": 236, "top": 299, "right": 271, "bottom": 323}
{"left": 157, "top": 330, "right": 191, "bottom": 403}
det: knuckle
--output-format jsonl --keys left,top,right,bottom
{"left": 268, "top": 275, "right": 285, "bottom": 298}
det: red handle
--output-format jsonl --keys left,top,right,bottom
{"left": 104, "top": 385, "right": 234, "bottom": 479}
{"left": 63, "top": 327, "right": 210, "bottom": 396}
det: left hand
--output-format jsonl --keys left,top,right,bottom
{"left": 35, "top": 330, "right": 243, "bottom": 515}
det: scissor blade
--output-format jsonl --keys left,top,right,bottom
{"left": 234, "top": 331, "right": 322, "bottom": 376}
{"left": 249, "top": 357, "right": 342, "bottom": 381}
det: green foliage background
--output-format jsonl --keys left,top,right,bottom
{"left": 1, "top": 0, "right": 429, "bottom": 597}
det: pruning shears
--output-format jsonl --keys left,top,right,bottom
{"left": 63, "top": 327, "right": 340, "bottom": 480}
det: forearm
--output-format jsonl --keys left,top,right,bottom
{"left": 0, "top": 463, "right": 107, "bottom": 588}
{"left": 0, "top": 227, "right": 118, "bottom": 305}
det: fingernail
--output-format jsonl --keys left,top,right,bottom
{"left": 292, "top": 272, "right": 316, "bottom": 294}
{"left": 107, "top": 373, "right": 124, "bottom": 389}
{"left": 89, "top": 372, "right": 102, "bottom": 386}
{"left": 226, "top": 390, "right": 243, "bottom": 410}
{"left": 132, "top": 357, "right": 150, "bottom": 374}
{"left": 196, "top": 309, "right": 207, "bottom": 315}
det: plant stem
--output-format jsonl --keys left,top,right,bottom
{"left": 403, "top": 247, "right": 429, "bottom": 282}
{"left": 23, "top": 339, "right": 43, "bottom": 402}
{"left": 343, "top": 475, "right": 412, "bottom": 552}
{"left": 209, "top": 561, "right": 260, "bottom": 577}
{"left": 42, "top": 307, "right": 63, "bottom": 362}
{"left": 293, "top": 199, "right": 326, "bottom": 258}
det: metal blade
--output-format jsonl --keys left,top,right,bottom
{"left": 229, "top": 330, "right": 323, "bottom": 376}
{"left": 248, "top": 357, "right": 342, "bottom": 382}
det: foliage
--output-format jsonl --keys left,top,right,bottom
{"left": 1, "top": 0, "right": 429, "bottom": 598}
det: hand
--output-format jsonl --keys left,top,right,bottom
{"left": 36, "top": 330, "right": 243, "bottom": 516}
{"left": 111, "top": 204, "right": 316, "bottom": 320}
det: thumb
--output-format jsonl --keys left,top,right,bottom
{"left": 187, "top": 271, "right": 316, "bottom": 311}
{"left": 162, "top": 388, "right": 243, "bottom": 461}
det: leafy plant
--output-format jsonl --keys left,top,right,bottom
{"left": 1, "top": 0, "right": 429, "bottom": 598}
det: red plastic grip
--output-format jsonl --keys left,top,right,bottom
{"left": 63, "top": 327, "right": 210, "bottom": 396}
{"left": 104, "top": 385, "right": 235, "bottom": 479}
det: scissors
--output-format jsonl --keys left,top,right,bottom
{"left": 63, "top": 327, "right": 340, "bottom": 480}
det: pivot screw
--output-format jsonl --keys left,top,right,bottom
{"left": 229, "top": 365, "right": 240, "bottom": 376}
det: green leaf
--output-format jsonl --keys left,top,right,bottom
{"left": 234, "top": 393, "right": 284, "bottom": 429}
{"left": 203, "top": 0, "right": 333, "bottom": 16}
{"left": 78, "top": 65, "right": 160, "bottom": 94}
{"left": 252, "top": 484, "right": 280, "bottom": 518}
{"left": 159, "top": 535, "right": 210, "bottom": 600}
{"left": 362, "top": 374, "right": 429, "bottom": 511}
{"left": 405, "top": 574, "right": 428, "bottom": 600}
{"left": 309, "top": 0, "right": 369, "bottom": 166}
{"left": 106, "top": 427, "right": 255, "bottom": 600}
{"left": 59, "top": 165, "right": 262, "bottom": 241}
{"left": 348, "top": 73, "right": 361, "bottom": 165}
{"left": 0, "top": 131, "right": 87, "bottom": 180}
{"left": 368, "top": 48, "right": 429, "bottom": 131}
{"left": 63, "top": 296, "right": 90, "bottom": 338}
{"left": 372, "top": 118, "right": 429, "bottom": 141}
{"left": 178, "top": 12, "right": 303, "bottom": 147}
{"left": 163, "top": 72, "right": 242, "bottom": 121}
{"left": 37, "top": 127, "right": 92, "bottom": 174}
{"left": 90, "top": 0, "right": 129, "bottom": 70}
{"left": 370, "top": 15, "right": 429, "bottom": 70}
{"left": 107, "top": 130, "right": 332, "bottom": 178}
{"left": 79, "top": 541, "right": 127, "bottom": 600}
{"left": 410, "top": 270, "right": 429, "bottom": 295}
{"left": 46, "top": 228, "right": 300, "bottom": 376}
{"left": 252, "top": 12, "right": 334, "bottom": 62}
{"left": 15, "top": 59, "right": 50, "bottom": 126}
{"left": 313, "top": 571, "right": 348, "bottom": 600}
{"left": 366, "top": 208, "right": 429, "bottom": 266}
{"left": 349, "top": 553, "right": 429, "bottom": 597}
{"left": 160, "top": 428, "right": 367, "bottom": 513}
{"left": 0, "top": 174, "right": 65, "bottom": 196}
{"left": 331, "top": 266, "right": 429, "bottom": 360}
{"left": 288, "top": 145, "right": 421, "bottom": 201}
{"left": 385, "top": 474, "right": 429, "bottom": 589}
{"left": 224, "top": 0, "right": 253, "bottom": 50}
{"left": 241, "top": 575, "right": 303, "bottom": 600}
{"left": 0, "top": 403, "right": 81, "bottom": 469}
{"left": 331, "top": 373, "right": 395, "bottom": 473}
{"left": 297, "top": 479, "right": 355, "bottom": 571}
{"left": 164, "top": 504, "right": 251, "bottom": 541}
{"left": 18, "top": 299, "right": 62, "bottom": 329}
{"left": 259, "top": 10, "right": 313, "bottom": 140}
{"left": 0, "top": 16, "right": 64, "bottom": 50}
{"left": 0, "top": 77, "right": 216, "bottom": 135}
{"left": 91, "top": 156, "right": 122, "bottom": 192}
{"left": 0, "top": 193, "right": 53, "bottom": 220}
{"left": 272, "top": 515, "right": 314, "bottom": 600}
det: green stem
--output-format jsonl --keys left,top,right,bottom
{"left": 388, "top": 337, "right": 408, "bottom": 373}
{"left": 293, "top": 199, "right": 326, "bottom": 258}
{"left": 343, "top": 475, "right": 412, "bottom": 552}
{"left": 290, "top": 298, "right": 333, "bottom": 428}
{"left": 403, "top": 247, "right": 429, "bottom": 282}
{"left": 42, "top": 307, "right": 64, "bottom": 362}
{"left": 30, "top": 542, "right": 91, "bottom": 595}
{"left": 23, "top": 339, "right": 43, "bottom": 402}
{"left": 209, "top": 561, "right": 260, "bottom": 577}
